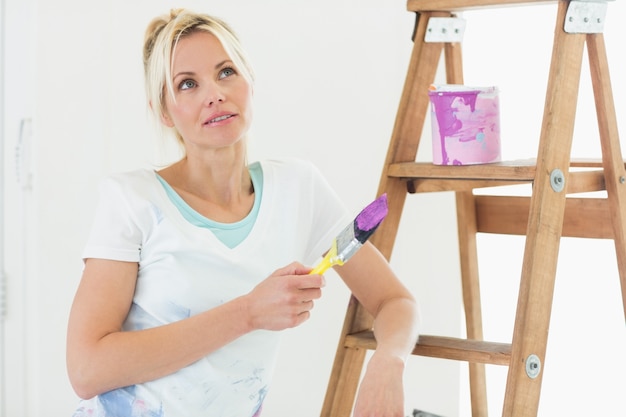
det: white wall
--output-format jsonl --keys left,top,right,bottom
{"left": 1, "top": 1, "right": 625, "bottom": 416}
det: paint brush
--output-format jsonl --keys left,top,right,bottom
{"left": 310, "top": 193, "right": 388, "bottom": 275}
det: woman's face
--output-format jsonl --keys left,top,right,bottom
{"left": 162, "top": 31, "right": 253, "bottom": 154}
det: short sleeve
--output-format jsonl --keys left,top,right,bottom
{"left": 300, "top": 162, "right": 352, "bottom": 265}
{"left": 82, "top": 175, "right": 144, "bottom": 262}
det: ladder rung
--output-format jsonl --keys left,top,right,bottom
{"left": 407, "top": 0, "right": 555, "bottom": 12}
{"left": 475, "top": 195, "right": 615, "bottom": 238}
{"left": 567, "top": 170, "right": 606, "bottom": 194}
{"left": 389, "top": 159, "right": 537, "bottom": 182}
{"left": 344, "top": 330, "right": 512, "bottom": 366}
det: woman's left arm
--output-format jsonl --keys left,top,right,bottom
{"left": 334, "top": 241, "right": 420, "bottom": 417}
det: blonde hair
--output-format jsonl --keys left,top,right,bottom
{"left": 143, "top": 9, "right": 254, "bottom": 145}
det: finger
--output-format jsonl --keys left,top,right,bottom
{"left": 301, "top": 300, "right": 315, "bottom": 312}
{"left": 293, "top": 274, "right": 326, "bottom": 290}
{"left": 299, "top": 301, "right": 315, "bottom": 317}
{"left": 275, "top": 262, "right": 309, "bottom": 277}
{"left": 299, "top": 287, "right": 323, "bottom": 301}
{"left": 295, "top": 310, "right": 311, "bottom": 325}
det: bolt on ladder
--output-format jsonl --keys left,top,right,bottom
{"left": 321, "top": 0, "right": 626, "bottom": 416}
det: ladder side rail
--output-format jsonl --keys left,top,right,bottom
{"left": 502, "top": 1, "right": 587, "bottom": 415}
{"left": 586, "top": 32, "right": 626, "bottom": 319}
{"left": 373, "top": 11, "right": 450, "bottom": 258}
{"left": 444, "top": 38, "right": 490, "bottom": 416}
{"left": 456, "top": 191, "right": 489, "bottom": 417}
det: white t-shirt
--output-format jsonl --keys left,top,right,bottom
{"left": 72, "top": 158, "right": 350, "bottom": 417}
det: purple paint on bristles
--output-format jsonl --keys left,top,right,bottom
{"left": 356, "top": 193, "right": 388, "bottom": 230}
{"left": 354, "top": 193, "right": 388, "bottom": 243}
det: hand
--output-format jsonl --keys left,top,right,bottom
{"left": 244, "top": 262, "right": 325, "bottom": 331}
{"left": 353, "top": 351, "right": 406, "bottom": 417}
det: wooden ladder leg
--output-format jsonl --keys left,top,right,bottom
{"left": 320, "top": 11, "right": 447, "bottom": 417}
{"left": 456, "top": 191, "right": 489, "bottom": 417}
{"left": 320, "top": 296, "right": 371, "bottom": 417}
{"left": 586, "top": 32, "right": 626, "bottom": 319}
{"left": 502, "top": 2, "right": 587, "bottom": 416}
{"left": 444, "top": 38, "right": 489, "bottom": 417}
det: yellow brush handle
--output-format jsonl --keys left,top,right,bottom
{"left": 309, "top": 239, "right": 344, "bottom": 275}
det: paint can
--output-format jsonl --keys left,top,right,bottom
{"left": 428, "top": 84, "right": 501, "bottom": 165}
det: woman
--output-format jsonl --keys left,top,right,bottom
{"left": 66, "top": 8, "right": 419, "bottom": 417}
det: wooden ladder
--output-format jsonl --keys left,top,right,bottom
{"left": 321, "top": 1, "right": 626, "bottom": 416}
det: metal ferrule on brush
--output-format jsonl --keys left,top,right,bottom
{"left": 335, "top": 223, "right": 363, "bottom": 264}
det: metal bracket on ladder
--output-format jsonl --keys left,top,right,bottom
{"left": 425, "top": 17, "right": 466, "bottom": 43}
{"left": 564, "top": 0, "right": 613, "bottom": 34}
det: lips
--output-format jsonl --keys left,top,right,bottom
{"left": 204, "top": 113, "right": 235, "bottom": 125}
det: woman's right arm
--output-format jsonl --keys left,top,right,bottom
{"left": 66, "top": 258, "right": 323, "bottom": 399}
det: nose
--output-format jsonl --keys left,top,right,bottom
{"left": 206, "top": 96, "right": 224, "bottom": 106}
{"left": 204, "top": 84, "right": 225, "bottom": 106}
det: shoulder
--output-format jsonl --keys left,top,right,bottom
{"left": 100, "top": 168, "right": 157, "bottom": 188}
{"left": 93, "top": 169, "right": 163, "bottom": 215}
{"left": 256, "top": 158, "right": 343, "bottom": 208}
{"left": 257, "top": 157, "right": 322, "bottom": 180}
{"left": 97, "top": 169, "right": 158, "bottom": 196}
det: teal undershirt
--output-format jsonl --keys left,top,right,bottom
{"left": 156, "top": 162, "right": 263, "bottom": 249}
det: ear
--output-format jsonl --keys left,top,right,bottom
{"left": 160, "top": 111, "right": 175, "bottom": 128}
{"left": 149, "top": 99, "right": 175, "bottom": 128}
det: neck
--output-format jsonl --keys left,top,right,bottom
{"left": 159, "top": 147, "right": 253, "bottom": 204}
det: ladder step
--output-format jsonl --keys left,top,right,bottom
{"left": 344, "top": 330, "right": 512, "bottom": 366}
{"left": 407, "top": 0, "right": 556, "bottom": 12}
{"left": 389, "top": 158, "right": 612, "bottom": 180}
{"left": 389, "top": 159, "right": 612, "bottom": 193}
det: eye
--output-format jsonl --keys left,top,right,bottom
{"left": 178, "top": 79, "right": 196, "bottom": 91}
{"left": 218, "top": 67, "right": 237, "bottom": 80}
